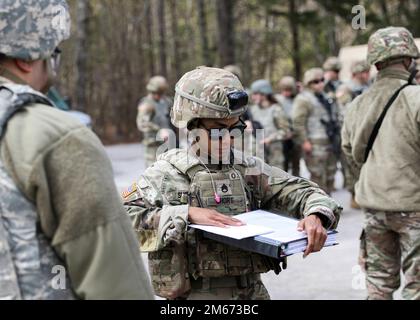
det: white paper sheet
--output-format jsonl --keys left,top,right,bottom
{"left": 234, "top": 210, "right": 307, "bottom": 243}
{"left": 189, "top": 223, "right": 274, "bottom": 240}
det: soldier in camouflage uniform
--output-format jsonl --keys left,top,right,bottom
{"left": 223, "top": 65, "right": 243, "bottom": 80}
{"left": 137, "top": 76, "right": 174, "bottom": 167}
{"left": 0, "top": 0, "right": 153, "bottom": 300}
{"left": 293, "top": 68, "right": 340, "bottom": 194}
{"left": 122, "top": 66, "right": 342, "bottom": 300}
{"left": 249, "top": 79, "right": 291, "bottom": 169}
{"left": 334, "top": 83, "right": 360, "bottom": 209}
{"left": 323, "top": 57, "right": 343, "bottom": 99}
{"left": 275, "top": 76, "right": 301, "bottom": 176}
{"left": 342, "top": 27, "right": 420, "bottom": 300}
{"left": 347, "top": 60, "right": 371, "bottom": 99}
{"left": 338, "top": 60, "right": 370, "bottom": 209}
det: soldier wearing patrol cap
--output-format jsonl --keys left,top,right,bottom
{"left": 137, "top": 75, "right": 174, "bottom": 167}
{"left": 122, "top": 66, "right": 342, "bottom": 300}
{"left": 0, "top": 0, "right": 153, "bottom": 299}
{"left": 342, "top": 26, "right": 420, "bottom": 300}
{"left": 293, "top": 68, "right": 341, "bottom": 195}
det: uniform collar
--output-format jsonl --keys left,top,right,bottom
{"left": 376, "top": 67, "right": 411, "bottom": 82}
{"left": 0, "top": 66, "right": 28, "bottom": 86}
{"left": 190, "top": 148, "right": 244, "bottom": 169}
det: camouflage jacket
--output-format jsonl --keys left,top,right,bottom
{"left": 292, "top": 89, "right": 340, "bottom": 145}
{"left": 136, "top": 95, "right": 172, "bottom": 145}
{"left": 249, "top": 103, "right": 291, "bottom": 142}
{"left": 0, "top": 75, "right": 153, "bottom": 300}
{"left": 123, "top": 149, "right": 341, "bottom": 297}
{"left": 342, "top": 68, "right": 420, "bottom": 211}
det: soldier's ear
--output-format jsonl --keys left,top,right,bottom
{"left": 14, "top": 58, "right": 35, "bottom": 74}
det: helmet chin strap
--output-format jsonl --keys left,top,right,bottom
{"left": 196, "top": 155, "right": 222, "bottom": 205}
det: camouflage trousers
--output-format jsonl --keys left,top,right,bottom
{"left": 186, "top": 274, "right": 270, "bottom": 300}
{"left": 266, "top": 141, "right": 285, "bottom": 170}
{"left": 304, "top": 142, "right": 337, "bottom": 194}
{"left": 360, "top": 211, "right": 420, "bottom": 300}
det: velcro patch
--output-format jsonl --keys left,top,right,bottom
{"left": 121, "top": 183, "right": 139, "bottom": 200}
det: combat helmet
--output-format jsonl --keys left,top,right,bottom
{"left": 367, "top": 26, "right": 419, "bottom": 66}
{"left": 250, "top": 79, "right": 273, "bottom": 95}
{"left": 351, "top": 60, "right": 370, "bottom": 74}
{"left": 171, "top": 67, "right": 248, "bottom": 129}
{"left": 223, "top": 65, "right": 243, "bottom": 80}
{"left": 146, "top": 76, "right": 169, "bottom": 94}
{"left": 278, "top": 76, "right": 297, "bottom": 94}
{"left": 323, "top": 57, "right": 342, "bottom": 72}
{"left": 303, "top": 68, "right": 324, "bottom": 86}
{"left": 0, "top": 0, "right": 71, "bottom": 61}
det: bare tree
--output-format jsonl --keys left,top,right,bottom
{"left": 216, "top": 0, "right": 235, "bottom": 66}
{"left": 169, "top": 0, "right": 181, "bottom": 80}
{"left": 288, "top": 0, "right": 302, "bottom": 80}
{"left": 75, "top": 0, "right": 90, "bottom": 112}
{"left": 157, "top": 0, "right": 168, "bottom": 77}
{"left": 145, "top": 0, "right": 155, "bottom": 76}
{"left": 198, "top": 0, "right": 211, "bottom": 66}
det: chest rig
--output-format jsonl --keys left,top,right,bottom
{"left": 0, "top": 83, "right": 75, "bottom": 300}
{"left": 184, "top": 163, "right": 274, "bottom": 279}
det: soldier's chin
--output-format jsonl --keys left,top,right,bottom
{"left": 218, "top": 148, "right": 230, "bottom": 161}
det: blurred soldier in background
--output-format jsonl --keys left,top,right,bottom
{"left": 223, "top": 64, "right": 243, "bottom": 80}
{"left": 122, "top": 66, "right": 341, "bottom": 300}
{"left": 249, "top": 79, "right": 291, "bottom": 169}
{"left": 224, "top": 65, "right": 261, "bottom": 158}
{"left": 276, "top": 76, "right": 301, "bottom": 176}
{"left": 0, "top": 0, "right": 153, "bottom": 300}
{"left": 335, "top": 83, "right": 360, "bottom": 209}
{"left": 323, "top": 56, "right": 343, "bottom": 98}
{"left": 137, "top": 76, "right": 174, "bottom": 167}
{"left": 293, "top": 68, "right": 340, "bottom": 194}
{"left": 342, "top": 26, "right": 420, "bottom": 300}
{"left": 338, "top": 60, "right": 370, "bottom": 208}
{"left": 347, "top": 60, "right": 371, "bottom": 99}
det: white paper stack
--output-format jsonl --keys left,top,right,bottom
{"left": 235, "top": 210, "right": 338, "bottom": 257}
{"left": 190, "top": 210, "right": 338, "bottom": 258}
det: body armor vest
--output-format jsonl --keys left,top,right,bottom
{"left": 186, "top": 164, "right": 273, "bottom": 278}
{"left": 0, "top": 83, "right": 75, "bottom": 300}
{"left": 148, "top": 151, "right": 282, "bottom": 299}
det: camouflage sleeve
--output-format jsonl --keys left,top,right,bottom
{"left": 122, "top": 161, "right": 191, "bottom": 252}
{"left": 248, "top": 159, "right": 341, "bottom": 229}
{"left": 341, "top": 110, "right": 361, "bottom": 179}
{"left": 269, "top": 105, "right": 291, "bottom": 141}
{"left": 292, "top": 96, "right": 311, "bottom": 145}
{"left": 136, "top": 102, "right": 160, "bottom": 133}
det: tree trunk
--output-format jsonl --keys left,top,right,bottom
{"left": 379, "top": 0, "right": 390, "bottom": 25}
{"left": 169, "top": 0, "right": 181, "bottom": 80}
{"left": 288, "top": 0, "right": 302, "bottom": 81}
{"left": 75, "top": 0, "right": 90, "bottom": 112}
{"left": 216, "top": 0, "right": 235, "bottom": 66}
{"left": 327, "top": 15, "right": 339, "bottom": 56}
{"left": 145, "top": 0, "right": 155, "bottom": 76}
{"left": 157, "top": 0, "right": 167, "bottom": 77}
{"left": 198, "top": 0, "right": 211, "bottom": 66}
